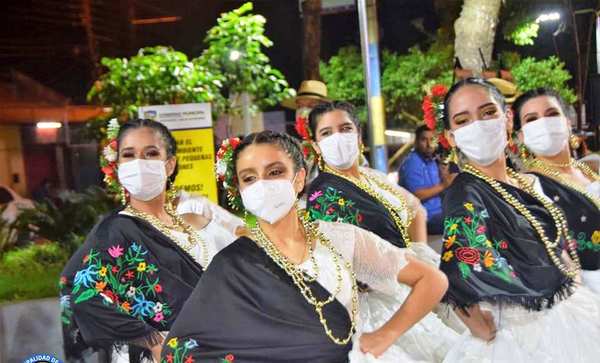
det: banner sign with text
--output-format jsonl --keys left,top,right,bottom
{"left": 139, "top": 103, "right": 217, "bottom": 202}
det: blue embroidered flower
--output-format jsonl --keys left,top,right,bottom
{"left": 131, "top": 242, "right": 142, "bottom": 253}
{"left": 481, "top": 209, "right": 489, "bottom": 219}
{"left": 60, "top": 294, "right": 71, "bottom": 309}
{"left": 184, "top": 338, "right": 199, "bottom": 349}
{"left": 131, "top": 294, "right": 156, "bottom": 318}
{"left": 74, "top": 265, "right": 98, "bottom": 288}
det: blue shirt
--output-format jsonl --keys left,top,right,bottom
{"left": 399, "top": 150, "right": 442, "bottom": 218}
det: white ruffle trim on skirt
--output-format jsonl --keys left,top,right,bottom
{"left": 443, "top": 286, "right": 600, "bottom": 363}
{"left": 581, "top": 269, "right": 600, "bottom": 294}
{"left": 349, "top": 284, "right": 459, "bottom": 363}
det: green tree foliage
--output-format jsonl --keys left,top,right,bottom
{"left": 199, "top": 2, "right": 294, "bottom": 115}
{"left": 511, "top": 56, "right": 577, "bottom": 104}
{"left": 321, "top": 38, "right": 453, "bottom": 127}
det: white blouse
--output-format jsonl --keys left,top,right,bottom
{"left": 300, "top": 221, "right": 410, "bottom": 312}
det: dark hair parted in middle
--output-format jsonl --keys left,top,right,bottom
{"left": 308, "top": 101, "right": 361, "bottom": 138}
{"left": 442, "top": 77, "right": 506, "bottom": 129}
{"left": 232, "top": 130, "right": 307, "bottom": 180}
{"left": 512, "top": 88, "right": 569, "bottom": 131}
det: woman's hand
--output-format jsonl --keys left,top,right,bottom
{"left": 456, "top": 305, "right": 497, "bottom": 342}
{"left": 359, "top": 328, "right": 397, "bottom": 358}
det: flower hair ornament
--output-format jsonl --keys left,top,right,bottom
{"left": 294, "top": 110, "right": 318, "bottom": 161}
{"left": 100, "top": 118, "right": 121, "bottom": 196}
{"left": 422, "top": 84, "right": 450, "bottom": 150}
{"left": 215, "top": 137, "right": 243, "bottom": 210}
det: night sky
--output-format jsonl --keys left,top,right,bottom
{"left": 0, "top": 0, "right": 595, "bottom": 105}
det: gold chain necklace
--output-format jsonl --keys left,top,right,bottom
{"left": 250, "top": 212, "right": 359, "bottom": 345}
{"left": 124, "top": 203, "right": 209, "bottom": 269}
{"left": 527, "top": 158, "right": 600, "bottom": 210}
{"left": 463, "top": 164, "right": 581, "bottom": 278}
{"left": 323, "top": 165, "right": 413, "bottom": 247}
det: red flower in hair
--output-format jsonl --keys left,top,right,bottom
{"left": 437, "top": 134, "right": 450, "bottom": 149}
{"left": 108, "top": 139, "right": 118, "bottom": 151}
{"left": 229, "top": 137, "right": 240, "bottom": 149}
{"left": 101, "top": 162, "right": 116, "bottom": 178}
{"left": 431, "top": 84, "right": 448, "bottom": 98}
{"left": 295, "top": 116, "right": 310, "bottom": 141}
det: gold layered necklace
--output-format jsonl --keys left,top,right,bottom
{"left": 323, "top": 165, "right": 413, "bottom": 247}
{"left": 527, "top": 158, "right": 600, "bottom": 210}
{"left": 124, "top": 202, "right": 209, "bottom": 269}
{"left": 250, "top": 211, "right": 359, "bottom": 345}
{"left": 463, "top": 164, "right": 581, "bottom": 278}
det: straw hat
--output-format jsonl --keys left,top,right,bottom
{"left": 281, "top": 80, "right": 330, "bottom": 109}
{"left": 487, "top": 77, "right": 519, "bottom": 104}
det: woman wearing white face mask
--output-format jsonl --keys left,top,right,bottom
{"left": 439, "top": 78, "right": 600, "bottom": 362}
{"left": 161, "top": 130, "right": 452, "bottom": 362}
{"left": 304, "top": 102, "right": 437, "bottom": 263}
{"left": 60, "top": 119, "right": 237, "bottom": 363}
{"left": 513, "top": 88, "right": 600, "bottom": 293}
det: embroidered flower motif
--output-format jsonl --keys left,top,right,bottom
{"left": 499, "top": 240, "right": 508, "bottom": 249}
{"left": 184, "top": 356, "right": 194, "bottom": 363}
{"left": 444, "top": 235, "right": 456, "bottom": 249}
{"left": 464, "top": 216, "right": 472, "bottom": 224}
{"left": 167, "top": 337, "right": 178, "bottom": 348}
{"left": 165, "top": 353, "right": 174, "bottom": 363}
{"left": 455, "top": 247, "right": 481, "bottom": 265}
{"left": 60, "top": 294, "right": 71, "bottom": 308}
{"left": 154, "top": 283, "right": 163, "bottom": 293}
{"left": 338, "top": 198, "right": 345, "bottom": 206}
{"left": 131, "top": 294, "right": 156, "bottom": 318}
{"left": 483, "top": 251, "right": 495, "bottom": 268}
{"left": 95, "top": 281, "right": 107, "bottom": 292}
{"left": 112, "top": 266, "right": 120, "bottom": 274}
{"left": 137, "top": 262, "right": 147, "bottom": 272}
{"left": 153, "top": 311, "right": 164, "bottom": 322}
{"left": 473, "top": 263, "right": 482, "bottom": 272}
{"left": 126, "top": 286, "right": 137, "bottom": 298}
{"left": 592, "top": 230, "right": 600, "bottom": 245}
{"left": 74, "top": 265, "right": 98, "bottom": 288}
{"left": 108, "top": 245, "right": 124, "bottom": 258}
{"left": 184, "top": 338, "right": 199, "bottom": 349}
{"left": 442, "top": 251, "right": 454, "bottom": 262}
{"left": 125, "top": 271, "right": 135, "bottom": 280}
{"left": 309, "top": 190, "right": 323, "bottom": 202}
{"left": 154, "top": 302, "right": 163, "bottom": 313}
{"left": 464, "top": 203, "right": 474, "bottom": 212}
{"left": 225, "top": 354, "right": 235, "bottom": 362}
{"left": 476, "top": 225, "right": 487, "bottom": 234}
{"left": 121, "top": 301, "right": 131, "bottom": 313}
{"left": 99, "top": 266, "right": 108, "bottom": 277}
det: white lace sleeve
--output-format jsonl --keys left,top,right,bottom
{"left": 351, "top": 223, "right": 410, "bottom": 295}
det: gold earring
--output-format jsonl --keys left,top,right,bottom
{"left": 120, "top": 186, "right": 128, "bottom": 205}
{"left": 360, "top": 143, "right": 365, "bottom": 154}
{"left": 569, "top": 134, "right": 580, "bottom": 149}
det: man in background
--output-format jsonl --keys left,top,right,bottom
{"left": 399, "top": 125, "right": 456, "bottom": 234}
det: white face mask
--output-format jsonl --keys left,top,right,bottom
{"left": 452, "top": 116, "right": 508, "bottom": 167}
{"left": 118, "top": 159, "right": 167, "bottom": 201}
{"left": 318, "top": 132, "right": 359, "bottom": 170}
{"left": 522, "top": 116, "right": 570, "bottom": 157}
{"left": 240, "top": 177, "right": 297, "bottom": 224}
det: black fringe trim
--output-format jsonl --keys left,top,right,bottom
{"left": 444, "top": 279, "right": 576, "bottom": 315}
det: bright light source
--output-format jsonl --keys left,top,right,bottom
{"left": 536, "top": 12, "right": 561, "bottom": 23}
{"left": 229, "top": 50, "right": 241, "bottom": 61}
{"left": 36, "top": 121, "right": 62, "bottom": 129}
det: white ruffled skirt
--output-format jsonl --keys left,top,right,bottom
{"left": 349, "top": 284, "right": 459, "bottom": 362}
{"left": 581, "top": 269, "right": 600, "bottom": 294}
{"left": 443, "top": 286, "right": 600, "bottom": 363}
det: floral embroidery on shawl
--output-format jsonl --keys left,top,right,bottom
{"left": 161, "top": 337, "right": 235, "bottom": 363}
{"left": 307, "top": 187, "right": 364, "bottom": 225}
{"left": 71, "top": 243, "right": 172, "bottom": 327}
{"left": 442, "top": 203, "right": 517, "bottom": 282}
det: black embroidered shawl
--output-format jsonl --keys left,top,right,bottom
{"left": 533, "top": 172, "right": 600, "bottom": 270}
{"left": 307, "top": 171, "right": 408, "bottom": 248}
{"left": 439, "top": 172, "right": 574, "bottom": 311}
{"left": 160, "top": 237, "right": 352, "bottom": 363}
{"left": 60, "top": 212, "right": 203, "bottom": 362}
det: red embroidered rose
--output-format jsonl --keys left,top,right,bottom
{"left": 154, "top": 284, "right": 163, "bottom": 293}
{"left": 82, "top": 254, "right": 89, "bottom": 263}
{"left": 184, "top": 355, "right": 194, "bottom": 363}
{"left": 225, "top": 354, "right": 235, "bottom": 362}
{"left": 476, "top": 225, "right": 487, "bottom": 234}
{"left": 499, "top": 240, "right": 508, "bottom": 249}
{"left": 357, "top": 213, "right": 364, "bottom": 223}
{"left": 455, "top": 247, "right": 481, "bottom": 265}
